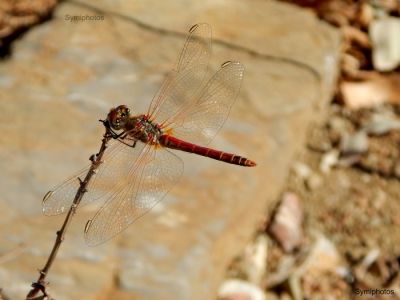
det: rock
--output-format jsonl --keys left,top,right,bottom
{"left": 0, "top": 0, "right": 57, "bottom": 48}
{"left": 328, "top": 115, "right": 348, "bottom": 136}
{"left": 343, "top": 26, "right": 371, "bottom": 49}
{"left": 341, "top": 53, "right": 361, "bottom": 77}
{"left": 288, "top": 274, "right": 302, "bottom": 300}
{"left": 340, "top": 74, "right": 400, "bottom": 109}
{"left": 339, "top": 130, "right": 369, "bottom": 155}
{"left": 291, "top": 161, "right": 312, "bottom": 179}
{"left": 0, "top": 1, "right": 340, "bottom": 299}
{"left": 337, "top": 154, "right": 362, "bottom": 168}
{"left": 394, "top": 160, "right": 400, "bottom": 178}
{"left": 296, "top": 233, "right": 344, "bottom": 276}
{"left": 242, "top": 235, "right": 268, "bottom": 285}
{"left": 320, "top": 149, "right": 339, "bottom": 173}
{"left": 327, "top": 114, "right": 349, "bottom": 144}
{"left": 269, "top": 192, "right": 303, "bottom": 253}
{"left": 353, "top": 249, "right": 383, "bottom": 288}
{"left": 358, "top": 3, "right": 374, "bottom": 28}
{"left": 218, "top": 279, "right": 266, "bottom": 300}
{"left": 305, "top": 173, "right": 323, "bottom": 191}
{"left": 361, "top": 248, "right": 380, "bottom": 268}
{"left": 363, "top": 113, "right": 400, "bottom": 135}
{"left": 370, "top": 17, "right": 400, "bottom": 71}
{"left": 297, "top": 234, "right": 350, "bottom": 299}
{"left": 264, "top": 255, "right": 295, "bottom": 289}
{"left": 291, "top": 161, "right": 323, "bottom": 196}
{"left": 264, "top": 291, "right": 280, "bottom": 300}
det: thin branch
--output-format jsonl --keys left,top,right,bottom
{"left": 26, "top": 125, "right": 113, "bottom": 300}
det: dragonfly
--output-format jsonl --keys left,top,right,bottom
{"left": 42, "top": 23, "right": 256, "bottom": 246}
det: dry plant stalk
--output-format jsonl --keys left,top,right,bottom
{"left": 26, "top": 125, "right": 112, "bottom": 300}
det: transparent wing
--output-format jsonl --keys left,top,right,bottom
{"left": 147, "top": 23, "right": 211, "bottom": 124}
{"left": 167, "top": 61, "right": 245, "bottom": 145}
{"left": 176, "top": 23, "right": 211, "bottom": 73}
{"left": 42, "top": 139, "right": 146, "bottom": 216}
{"left": 42, "top": 165, "right": 91, "bottom": 215}
{"left": 84, "top": 146, "right": 183, "bottom": 246}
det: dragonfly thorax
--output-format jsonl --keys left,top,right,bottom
{"left": 108, "top": 105, "right": 162, "bottom": 143}
{"left": 127, "top": 114, "right": 162, "bottom": 144}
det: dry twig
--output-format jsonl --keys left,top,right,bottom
{"left": 26, "top": 124, "right": 112, "bottom": 300}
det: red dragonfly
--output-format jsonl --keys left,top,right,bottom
{"left": 43, "top": 23, "right": 256, "bottom": 246}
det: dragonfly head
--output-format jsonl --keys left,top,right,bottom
{"left": 107, "top": 105, "right": 131, "bottom": 130}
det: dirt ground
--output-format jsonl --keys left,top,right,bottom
{"left": 221, "top": 103, "right": 400, "bottom": 300}
{"left": 220, "top": 1, "right": 400, "bottom": 299}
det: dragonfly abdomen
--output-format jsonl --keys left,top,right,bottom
{"left": 159, "top": 135, "right": 256, "bottom": 167}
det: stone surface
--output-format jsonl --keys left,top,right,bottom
{"left": 0, "top": 1, "right": 340, "bottom": 299}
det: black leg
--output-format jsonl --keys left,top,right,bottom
{"left": 116, "top": 139, "right": 137, "bottom": 148}
{"left": 99, "top": 119, "right": 126, "bottom": 139}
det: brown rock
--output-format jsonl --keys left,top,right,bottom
{"left": 269, "top": 192, "right": 304, "bottom": 253}
{"left": 0, "top": 0, "right": 57, "bottom": 47}
{"left": 341, "top": 74, "right": 400, "bottom": 109}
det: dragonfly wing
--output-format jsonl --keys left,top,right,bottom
{"left": 42, "top": 139, "right": 144, "bottom": 216}
{"left": 168, "top": 61, "right": 245, "bottom": 145}
{"left": 42, "top": 165, "right": 91, "bottom": 215}
{"left": 85, "top": 139, "right": 146, "bottom": 203}
{"left": 84, "top": 146, "right": 183, "bottom": 246}
{"left": 147, "top": 23, "right": 211, "bottom": 123}
{"left": 176, "top": 23, "right": 211, "bottom": 73}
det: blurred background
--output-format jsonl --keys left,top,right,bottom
{"left": 0, "top": 0, "right": 399, "bottom": 299}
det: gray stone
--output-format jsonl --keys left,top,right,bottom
{"left": 340, "top": 130, "right": 369, "bottom": 155}
{"left": 363, "top": 113, "right": 400, "bottom": 135}
{"left": 0, "top": 1, "right": 340, "bottom": 299}
{"left": 370, "top": 17, "right": 400, "bottom": 71}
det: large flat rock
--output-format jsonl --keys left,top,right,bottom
{"left": 0, "top": 1, "right": 340, "bottom": 299}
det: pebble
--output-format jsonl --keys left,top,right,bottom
{"left": 218, "top": 279, "right": 266, "bottom": 300}
{"left": 340, "top": 130, "right": 369, "bottom": 155}
{"left": 394, "top": 160, "right": 400, "bottom": 178}
{"left": 370, "top": 17, "right": 400, "bottom": 71}
{"left": 292, "top": 161, "right": 312, "bottom": 179}
{"left": 305, "top": 173, "right": 323, "bottom": 191}
{"left": 320, "top": 149, "right": 339, "bottom": 174}
{"left": 363, "top": 113, "right": 400, "bottom": 135}
{"left": 361, "top": 248, "right": 380, "bottom": 269}
{"left": 242, "top": 235, "right": 268, "bottom": 285}
{"left": 292, "top": 162, "right": 323, "bottom": 191}
{"left": 296, "top": 233, "right": 343, "bottom": 276}
{"left": 264, "top": 255, "right": 295, "bottom": 288}
{"left": 328, "top": 115, "right": 348, "bottom": 136}
{"left": 269, "top": 192, "right": 303, "bottom": 253}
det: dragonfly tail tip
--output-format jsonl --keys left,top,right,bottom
{"left": 246, "top": 159, "right": 257, "bottom": 167}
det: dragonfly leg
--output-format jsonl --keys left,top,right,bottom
{"left": 99, "top": 119, "right": 124, "bottom": 139}
{"left": 99, "top": 119, "right": 137, "bottom": 147}
{"left": 116, "top": 137, "right": 137, "bottom": 148}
